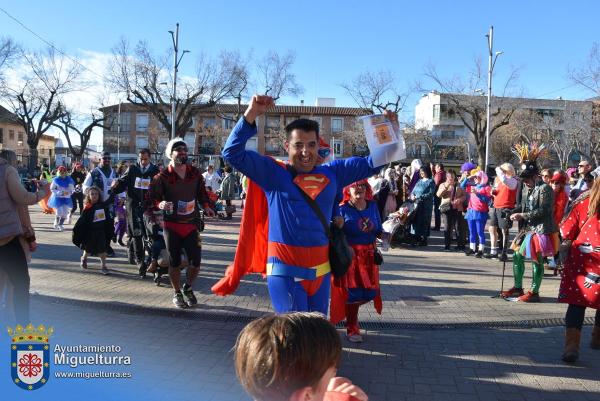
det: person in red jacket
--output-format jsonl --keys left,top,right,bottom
{"left": 558, "top": 167, "right": 600, "bottom": 363}
{"left": 235, "top": 312, "right": 368, "bottom": 401}
{"left": 550, "top": 171, "right": 569, "bottom": 227}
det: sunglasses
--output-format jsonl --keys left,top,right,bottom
{"left": 351, "top": 183, "right": 367, "bottom": 189}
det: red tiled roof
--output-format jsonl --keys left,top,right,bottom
{"left": 100, "top": 102, "right": 371, "bottom": 116}
{"left": 0, "top": 105, "right": 20, "bottom": 124}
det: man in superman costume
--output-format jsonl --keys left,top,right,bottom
{"left": 212, "top": 95, "right": 387, "bottom": 314}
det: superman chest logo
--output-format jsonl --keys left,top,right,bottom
{"left": 294, "top": 174, "right": 331, "bottom": 200}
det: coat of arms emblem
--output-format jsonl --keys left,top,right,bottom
{"left": 7, "top": 324, "right": 53, "bottom": 390}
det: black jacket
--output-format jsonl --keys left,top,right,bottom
{"left": 112, "top": 163, "right": 159, "bottom": 206}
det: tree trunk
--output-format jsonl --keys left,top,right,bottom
{"left": 477, "top": 143, "right": 485, "bottom": 168}
{"left": 28, "top": 147, "right": 39, "bottom": 175}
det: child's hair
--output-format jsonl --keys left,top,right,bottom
{"left": 84, "top": 186, "right": 101, "bottom": 206}
{"left": 234, "top": 312, "right": 341, "bottom": 401}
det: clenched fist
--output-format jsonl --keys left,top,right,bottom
{"left": 244, "top": 95, "right": 275, "bottom": 124}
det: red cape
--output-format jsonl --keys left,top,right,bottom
{"left": 211, "top": 177, "right": 269, "bottom": 296}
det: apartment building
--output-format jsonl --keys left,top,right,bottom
{"left": 100, "top": 99, "right": 370, "bottom": 161}
{"left": 412, "top": 91, "right": 593, "bottom": 164}
{"left": 0, "top": 105, "right": 56, "bottom": 166}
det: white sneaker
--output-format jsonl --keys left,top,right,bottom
{"left": 53, "top": 219, "right": 58, "bottom": 229}
{"left": 66, "top": 214, "right": 72, "bottom": 225}
{"left": 58, "top": 225, "right": 64, "bottom": 232}
{"left": 347, "top": 334, "right": 364, "bottom": 343}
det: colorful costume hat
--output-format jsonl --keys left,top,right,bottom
{"left": 511, "top": 143, "right": 547, "bottom": 179}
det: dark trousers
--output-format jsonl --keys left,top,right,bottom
{"left": 70, "top": 192, "right": 84, "bottom": 214}
{"left": 456, "top": 211, "right": 468, "bottom": 247}
{"left": 0, "top": 237, "right": 30, "bottom": 324}
{"left": 565, "top": 304, "right": 600, "bottom": 329}
{"left": 225, "top": 199, "right": 233, "bottom": 217}
{"left": 163, "top": 228, "right": 201, "bottom": 268}
{"left": 128, "top": 205, "right": 146, "bottom": 264}
{"left": 433, "top": 195, "right": 441, "bottom": 230}
{"left": 443, "top": 209, "right": 465, "bottom": 248}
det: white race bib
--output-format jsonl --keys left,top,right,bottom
{"left": 177, "top": 200, "right": 195, "bottom": 216}
{"left": 134, "top": 177, "right": 151, "bottom": 190}
{"left": 93, "top": 209, "right": 106, "bottom": 222}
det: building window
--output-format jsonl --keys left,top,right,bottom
{"left": 136, "top": 135, "right": 148, "bottom": 149}
{"left": 266, "top": 115, "right": 281, "bottom": 129}
{"left": 18, "top": 132, "right": 24, "bottom": 142}
{"left": 331, "top": 118, "right": 343, "bottom": 133}
{"left": 308, "top": 116, "right": 322, "bottom": 127}
{"left": 117, "top": 112, "right": 131, "bottom": 132}
{"left": 441, "top": 130, "right": 455, "bottom": 139}
{"left": 265, "top": 137, "right": 282, "bottom": 155}
{"left": 245, "top": 137, "right": 258, "bottom": 152}
{"left": 440, "top": 104, "right": 456, "bottom": 119}
{"left": 0, "top": 128, "right": 3, "bottom": 143}
{"left": 332, "top": 139, "right": 344, "bottom": 157}
{"left": 136, "top": 113, "right": 149, "bottom": 132}
{"left": 9, "top": 130, "right": 15, "bottom": 140}
{"left": 432, "top": 105, "right": 440, "bottom": 119}
{"left": 285, "top": 116, "right": 301, "bottom": 126}
{"left": 203, "top": 118, "right": 216, "bottom": 129}
{"left": 222, "top": 115, "right": 236, "bottom": 130}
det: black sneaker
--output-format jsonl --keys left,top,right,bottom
{"left": 173, "top": 292, "right": 187, "bottom": 308}
{"left": 465, "top": 249, "right": 475, "bottom": 256}
{"left": 182, "top": 284, "right": 198, "bottom": 307}
{"left": 498, "top": 254, "right": 508, "bottom": 262}
{"left": 475, "top": 250, "right": 483, "bottom": 258}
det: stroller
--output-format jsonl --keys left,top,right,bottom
{"left": 383, "top": 199, "right": 420, "bottom": 247}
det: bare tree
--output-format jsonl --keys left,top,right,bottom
{"left": 402, "top": 123, "right": 445, "bottom": 162}
{"left": 257, "top": 50, "right": 303, "bottom": 101}
{"left": 422, "top": 59, "right": 521, "bottom": 167}
{"left": 0, "top": 37, "right": 19, "bottom": 83}
{"left": 214, "top": 50, "right": 251, "bottom": 124}
{"left": 341, "top": 70, "right": 409, "bottom": 114}
{"left": 569, "top": 43, "right": 600, "bottom": 166}
{"left": 569, "top": 42, "right": 600, "bottom": 97}
{"left": 51, "top": 110, "right": 106, "bottom": 162}
{"left": 107, "top": 38, "right": 244, "bottom": 140}
{"left": 0, "top": 47, "right": 81, "bottom": 172}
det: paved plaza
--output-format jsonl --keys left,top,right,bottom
{"left": 2, "top": 206, "right": 600, "bottom": 401}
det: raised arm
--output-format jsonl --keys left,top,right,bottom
{"left": 328, "top": 156, "right": 380, "bottom": 189}
{"left": 222, "top": 95, "right": 279, "bottom": 190}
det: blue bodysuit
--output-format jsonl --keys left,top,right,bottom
{"left": 222, "top": 117, "right": 379, "bottom": 314}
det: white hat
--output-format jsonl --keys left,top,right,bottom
{"left": 164, "top": 137, "right": 188, "bottom": 160}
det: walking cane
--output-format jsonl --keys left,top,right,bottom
{"left": 499, "top": 227, "right": 510, "bottom": 295}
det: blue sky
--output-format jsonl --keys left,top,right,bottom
{"left": 1, "top": 0, "right": 599, "bottom": 145}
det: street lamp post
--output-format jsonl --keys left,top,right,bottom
{"left": 484, "top": 26, "right": 503, "bottom": 172}
{"left": 116, "top": 101, "right": 121, "bottom": 162}
{"left": 169, "top": 23, "right": 190, "bottom": 140}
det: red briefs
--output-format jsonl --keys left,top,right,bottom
{"left": 164, "top": 221, "right": 197, "bottom": 238}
